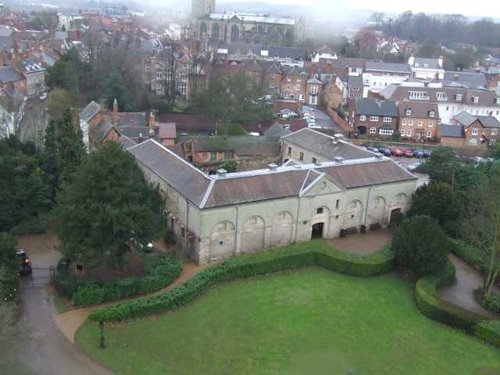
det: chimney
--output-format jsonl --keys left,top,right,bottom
{"left": 438, "top": 55, "right": 443, "bottom": 68}
{"left": 408, "top": 54, "right": 415, "bottom": 66}
{"left": 453, "top": 73, "right": 459, "bottom": 81}
{"left": 148, "top": 111, "right": 155, "bottom": 136}
{"left": 112, "top": 98, "right": 118, "bottom": 124}
{"left": 268, "top": 163, "right": 278, "bottom": 171}
{"left": 138, "top": 132, "right": 143, "bottom": 143}
{"left": 216, "top": 168, "right": 227, "bottom": 177}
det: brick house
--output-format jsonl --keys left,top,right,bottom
{"left": 437, "top": 124, "right": 465, "bottom": 148}
{"left": 350, "top": 98, "right": 398, "bottom": 137}
{"left": 181, "top": 137, "right": 235, "bottom": 165}
{"left": 452, "top": 111, "right": 500, "bottom": 147}
{"left": 305, "top": 77, "right": 323, "bottom": 106}
{"left": 280, "top": 66, "right": 307, "bottom": 102}
{"left": 398, "top": 101, "right": 439, "bottom": 141}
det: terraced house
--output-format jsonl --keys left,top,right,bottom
{"left": 127, "top": 129, "right": 417, "bottom": 264}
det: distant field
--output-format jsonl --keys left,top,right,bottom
{"left": 77, "top": 268, "right": 500, "bottom": 375}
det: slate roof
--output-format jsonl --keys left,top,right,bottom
{"left": 412, "top": 58, "right": 441, "bottom": 70}
{"left": 348, "top": 75, "right": 364, "bottom": 91}
{"left": 79, "top": 101, "right": 101, "bottom": 123}
{"left": 0, "top": 66, "right": 22, "bottom": 84}
{"left": 190, "top": 137, "right": 234, "bottom": 152}
{"left": 282, "top": 128, "right": 373, "bottom": 160}
{"left": 453, "top": 111, "right": 500, "bottom": 128}
{"left": 117, "top": 112, "right": 146, "bottom": 128}
{"left": 320, "top": 160, "right": 415, "bottom": 189}
{"left": 96, "top": 120, "right": 116, "bottom": 144}
{"left": 439, "top": 124, "right": 464, "bottom": 138}
{"left": 399, "top": 101, "right": 439, "bottom": 119}
{"left": 128, "top": 140, "right": 212, "bottom": 207}
{"left": 443, "top": 71, "right": 487, "bottom": 89}
{"left": 268, "top": 47, "right": 308, "bottom": 60}
{"left": 365, "top": 61, "right": 411, "bottom": 74}
{"left": 158, "top": 122, "right": 176, "bottom": 139}
{"left": 355, "top": 98, "right": 398, "bottom": 117}
{"left": 118, "top": 135, "right": 136, "bottom": 149}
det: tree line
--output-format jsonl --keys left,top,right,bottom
{"left": 377, "top": 11, "right": 500, "bottom": 48}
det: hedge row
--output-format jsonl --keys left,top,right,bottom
{"left": 484, "top": 294, "right": 500, "bottom": 314}
{"left": 473, "top": 321, "right": 500, "bottom": 347}
{"left": 448, "top": 238, "right": 489, "bottom": 275}
{"left": 90, "top": 240, "right": 395, "bottom": 322}
{"left": 54, "top": 253, "right": 182, "bottom": 307}
{"left": 415, "top": 260, "right": 500, "bottom": 347}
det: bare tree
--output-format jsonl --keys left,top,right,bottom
{"left": 460, "top": 173, "right": 500, "bottom": 297}
{"left": 160, "top": 48, "right": 178, "bottom": 112}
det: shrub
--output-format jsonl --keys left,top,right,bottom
{"left": 473, "top": 321, "right": 500, "bottom": 347}
{"left": 483, "top": 294, "right": 500, "bottom": 314}
{"left": 55, "top": 253, "right": 182, "bottom": 307}
{"left": 90, "top": 241, "right": 395, "bottom": 322}
{"left": 448, "top": 238, "right": 489, "bottom": 275}
{"left": 392, "top": 215, "right": 449, "bottom": 277}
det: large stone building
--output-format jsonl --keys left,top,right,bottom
{"left": 127, "top": 128, "right": 417, "bottom": 264}
{"left": 191, "top": 0, "right": 303, "bottom": 46}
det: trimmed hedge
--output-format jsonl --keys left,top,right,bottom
{"left": 54, "top": 253, "right": 182, "bottom": 307}
{"left": 448, "top": 238, "right": 489, "bottom": 275}
{"left": 473, "top": 321, "right": 500, "bottom": 347}
{"left": 484, "top": 294, "right": 500, "bottom": 314}
{"left": 415, "top": 259, "right": 500, "bottom": 347}
{"left": 90, "top": 240, "right": 394, "bottom": 322}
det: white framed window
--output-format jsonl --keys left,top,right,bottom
{"left": 401, "top": 129, "right": 406, "bottom": 136}
{"left": 310, "top": 85, "right": 318, "bottom": 95}
{"left": 379, "top": 128, "right": 394, "bottom": 136}
{"left": 408, "top": 120, "right": 413, "bottom": 126}
{"left": 455, "top": 94, "right": 463, "bottom": 101}
{"left": 295, "top": 84, "right": 301, "bottom": 90}
{"left": 472, "top": 128, "right": 478, "bottom": 136}
{"left": 428, "top": 121, "right": 434, "bottom": 128}
{"left": 407, "top": 130, "right": 412, "bottom": 137}
{"left": 426, "top": 131, "right": 432, "bottom": 138}
{"left": 436, "top": 92, "right": 447, "bottom": 101}
{"left": 359, "top": 115, "right": 366, "bottom": 121}
{"left": 405, "top": 109, "right": 412, "bottom": 116}
{"left": 287, "top": 76, "right": 291, "bottom": 81}
{"left": 370, "top": 116, "right": 379, "bottom": 122}
{"left": 492, "top": 129, "right": 498, "bottom": 136}
{"left": 402, "top": 119, "right": 407, "bottom": 126}
{"left": 417, "top": 121, "right": 423, "bottom": 127}
{"left": 472, "top": 96, "right": 479, "bottom": 104}
{"left": 383, "top": 116, "right": 392, "bottom": 123}
{"left": 369, "top": 127, "right": 377, "bottom": 134}
{"left": 429, "top": 111, "right": 435, "bottom": 118}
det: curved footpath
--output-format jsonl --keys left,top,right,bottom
{"left": 438, "top": 254, "right": 500, "bottom": 320}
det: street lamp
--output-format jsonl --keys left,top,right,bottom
{"left": 99, "top": 320, "right": 106, "bottom": 349}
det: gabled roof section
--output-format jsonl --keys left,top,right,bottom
{"left": 127, "top": 139, "right": 212, "bottom": 207}
{"left": 79, "top": 101, "right": 101, "bottom": 123}
{"left": 439, "top": 124, "right": 464, "bottom": 138}
{"left": 282, "top": 128, "right": 373, "bottom": 160}
{"left": 355, "top": 98, "right": 398, "bottom": 117}
{"left": 365, "top": 61, "right": 411, "bottom": 74}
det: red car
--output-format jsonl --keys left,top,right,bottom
{"left": 402, "top": 149, "right": 414, "bottom": 158}
{"left": 390, "top": 148, "right": 403, "bottom": 157}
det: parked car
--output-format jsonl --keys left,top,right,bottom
{"left": 422, "top": 150, "right": 432, "bottom": 158}
{"left": 16, "top": 248, "right": 32, "bottom": 275}
{"left": 378, "top": 147, "right": 392, "bottom": 156}
{"left": 390, "top": 148, "right": 403, "bottom": 157}
{"left": 367, "top": 146, "right": 380, "bottom": 153}
{"left": 412, "top": 149, "right": 425, "bottom": 158}
{"left": 402, "top": 149, "right": 414, "bottom": 158}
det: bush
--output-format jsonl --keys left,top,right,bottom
{"left": 483, "top": 294, "right": 500, "bottom": 314}
{"left": 54, "top": 253, "right": 182, "bottom": 307}
{"left": 473, "top": 321, "right": 500, "bottom": 347}
{"left": 10, "top": 215, "right": 46, "bottom": 235}
{"left": 90, "top": 241, "right": 395, "bottom": 322}
{"left": 392, "top": 215, "right": 449, "bottom": 277}
{"left": 448, "top": 238, "right": 489, "bottom": 275}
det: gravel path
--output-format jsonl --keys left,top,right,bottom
{"left": 328, "top": 230, "right": 392, "bottom": 254}
{"left": 438, "top": 254, "right": 500, "bottom": 320}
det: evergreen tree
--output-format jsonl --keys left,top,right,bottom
{"left": 54, "top": 142, "right": 165, "bottom": 269}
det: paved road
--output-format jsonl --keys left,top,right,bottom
{"left": 15, "top": 251, "right": 113, "bottom": 375}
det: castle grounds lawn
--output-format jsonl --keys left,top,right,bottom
{"left": 76, "top": 268, "right": 500, "bottom": 375}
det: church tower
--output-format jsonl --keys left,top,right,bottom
{"left": 191, "top": 0, "right": 215, "bottom": 19}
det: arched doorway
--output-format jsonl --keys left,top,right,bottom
{"left": 389, "top": 208, "right": 402, "bottom": 226}
{"left": 241, "top": 216, "right": 265, "bottom": 253}
{"left": 370, "top": 196, "right": 387, "bottom": 225}
{"left": 343, "top": 200, "right": 363, "bottom": 229}
{"left": 270, "top": 211, "right": 293, "bottom": 247}
{"left": 311, "top": 223, "right": 324, "bottom": 239}
{"left": 357, "top": 125, "right": 367, "bottom": 135}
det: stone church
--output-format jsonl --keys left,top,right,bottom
{"left": 191, "top": 0, "right": 304, "bottom": 46}
{"left": 127, "top": 128, "right": 417, "bottom": 264}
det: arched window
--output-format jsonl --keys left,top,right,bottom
{"left": 200, "top": 22, "right": 207, "bottom": 36}
{"left": 230, "top": 24, "right": 239, "bottom": 42}
{"left": 212, "top": 23, "right": 220, "bottom": 39}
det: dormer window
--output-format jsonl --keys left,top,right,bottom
{"left": 406, "top": 109, "right": 412, "bottom": 116}
{"left": 472, "top": 96, "right": 479, "bottom": 104}
{"left": 423, "top": 63, "right": 428, "bottom": 68}
{"left": 455, "top": 93, "right": 463, "bottom": 101}
{"left": 429, "top": 111, "right": 435, "bottom": 118}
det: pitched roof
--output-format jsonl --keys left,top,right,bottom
{"left": 118, "top": 135, "right": 136, "bottom": 149}
{"left": 158, "top": 122, "right": 176, "bottom": 139}
{"left": 0, "top": 66, "right": 22, "bottom": 84}
{"left": 365, "top": 61, "right": 411, "bottom": 74}
{"left": 412, "top": 58, "right": 441, "bottom": 70}
{"left": 399, "top": 101, "right": 439, "bottom": 119}
{"left": 96, "top": 120, "right": 116, "bottom": 144}
{"left": 439, "top": 124, "right": 464, "bottom": 138}
{"left": 267, "top": 46, "right": 307, "bottom": 60}
{"left": 79, "top": 101, "right": 101, "bottom": 123}
{"left": 453, "top": 111, "right": 500, "bottom": 128}
{"left": 190, "top": 137, "right": 233, "bottom": 152}
{"left": 282, "top": 128, "right": 373, "bottom": 160}
{"left": 355, "top": 98, "right": 398, "bottom": 117}
{"left": 128, "top": 139, "right": 212, "bottom": 207}
{"left": 443, "top": 71, "right": 487, "bottom": 89}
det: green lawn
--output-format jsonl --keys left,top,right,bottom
{"left": 76, "top": 269, "right": 500, "bottom": 375}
